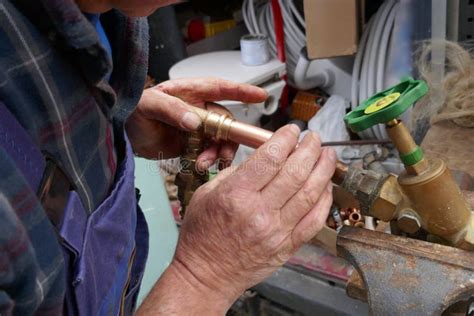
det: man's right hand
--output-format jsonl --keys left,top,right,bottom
{"left": 138, "top": 124, "right": 337, "bottom": 315}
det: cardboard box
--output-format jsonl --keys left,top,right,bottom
{"left": 304, "top": 0, "right": 360, "bottom": 59}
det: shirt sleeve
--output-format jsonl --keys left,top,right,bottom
{"left": 0, "top": 193, "right": 42, "bottom": 315}
{"left": 0, "top": 148, "right": 65, "bottom": 315}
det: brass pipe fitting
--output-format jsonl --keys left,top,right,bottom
{"left": 191, "top": 105, "right": 274, "bottom": 148}
{"left": 175, "top": 130, "right": 208, "bottom": 217}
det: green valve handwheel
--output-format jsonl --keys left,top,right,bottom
{"left": 344, "top": 77, "right": 429, "bottom": 132}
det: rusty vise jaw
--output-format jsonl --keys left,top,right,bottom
{"left": 337, "top": 226, "right": 474, "bottom": 315}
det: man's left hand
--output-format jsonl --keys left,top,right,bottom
{"left": 126, "top": 77, "right": 268, "bottom": 169}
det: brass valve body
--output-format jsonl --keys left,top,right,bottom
{"left": 397, "top": 158, "right": 473, "bottom": 248}
{"left": 342, "top": 132, "right": 473, "bottom": 250}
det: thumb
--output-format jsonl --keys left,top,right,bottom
{"left": 140, "top": 88, "right": 202, "bottom": 131}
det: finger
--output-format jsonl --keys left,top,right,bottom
{"left": 196, "top": 143, "right": 220, "bottom": 171}
{"left": 217, "top": 142, "right": 238, "bottom": 170}
{"left": 140, "top": 88, "right": 202, "bottom": 131}
{"left": 203, "top": 165, "right": 239, "bottom": 192}
{"left": 229, "top": 124, "right": 300, "bottom": 191}
{"left": 281, "top": 148, "right": 337, "bottom": 227}
{"left": 205, "top": 102, "right": 233, "bottom": 117}
{"left": 291, "top": 183, "right": 333, "bottom": 246}
{"left": 261, "top": 132, "right": 321, "bottom": 208}
{"left": 157, "top": 77, "right": 268, "bottom": 104}
{"left": 126, "top": 112, "right": 184, "bottom": 159}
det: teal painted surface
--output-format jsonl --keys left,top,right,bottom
{"left": 134, "top": 158, "right": 179, "bottom": 306}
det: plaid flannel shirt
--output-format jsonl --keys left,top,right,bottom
{"left": 0, "top": 0, "right": 148, "bottom": 314}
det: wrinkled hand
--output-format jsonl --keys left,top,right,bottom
{"left": 126, "top": 77, "right": 267, "bottom": 169}
{"left": 173, "top": 125, "right": 337, "bottom": 308}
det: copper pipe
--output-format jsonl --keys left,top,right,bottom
{"left": 192, "top": 105, "right": 349, "bottom": 184}
{"left": 227, "top": 120, "right": 274, "bottom": 148}
{"left": 349, "top": 211, "right": 362, "bottom": 225}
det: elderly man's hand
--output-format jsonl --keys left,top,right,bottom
{"left": 138, "top": 125, "right": 336, "bottom": 315}
{"left": 176, "top": 125, "right": 335, "bottom": 311}
{"left": 126, "top": 77, "right": 267, "bottom": 169}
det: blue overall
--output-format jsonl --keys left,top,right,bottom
{"left": 0, "top": 101, "right": 149, "bottom": 315}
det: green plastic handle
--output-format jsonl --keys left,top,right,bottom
{"left": 345, "top": 77, "right": 429, "bottom": 132}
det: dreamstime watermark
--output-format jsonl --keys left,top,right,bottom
{"left": 141, "top": 143, "right": 321, "bottom": 179}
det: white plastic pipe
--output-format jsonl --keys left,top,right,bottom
{"left": 294, "top": 49, "right": 334, "bottom": 90}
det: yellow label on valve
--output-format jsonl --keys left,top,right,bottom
{"left": 364, "top": 92, "right": 401, "bottom": 114}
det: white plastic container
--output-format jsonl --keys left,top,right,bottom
{"left": 240, "top": 34, "right": 270, "bottom": 66}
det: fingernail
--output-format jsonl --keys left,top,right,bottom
{"left": 289, "top": 124, "right": 300, "bottom": 134}
{"left": 182, "top": 112, "right": 201, "bottom": 131}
